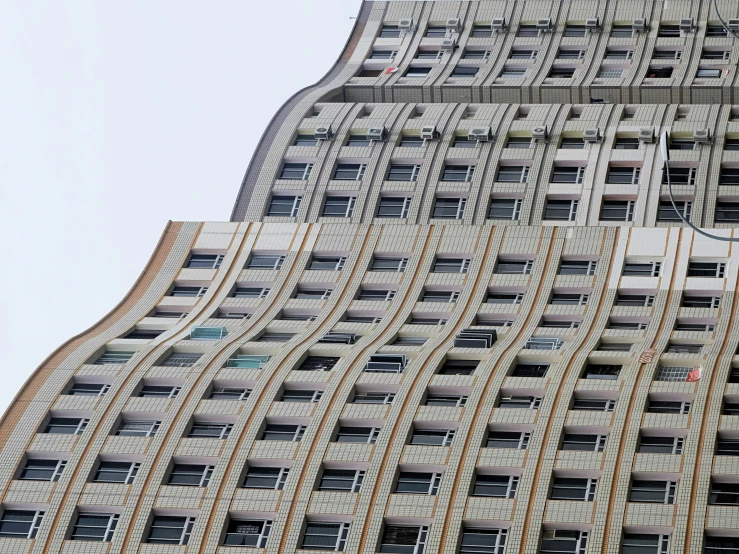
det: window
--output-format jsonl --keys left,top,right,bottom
{"left": 139, "top": 385, "right": 180, "bottom": 399}
{"left": 0, "top": 510, "right": 44, "bottom": 539}
{"left": 647, "top": 400, "right": 691, "bottom": 414}
{"left": 243, "top": 466, "right": 289, "bottom": 490}
{"left": 124, "top": 329, "right": 164, "bottom": 339}
{"left": 505, "top": 136, "right": 531, "bottom": 149}
{"left": 146, "top": 515, "right": 196, "bottom": 545}
{"left": 388, "top": 164, "right": 421, "bottom": 182}
{"left": 380, "top": 525, "right": 428, "bottom": 554}
{"left": 551, "top": 477, "right": 598, "bottom": 501}
{"left": 499, "top": 67, "right": 527, "bottom": 79}
{"left": 597, "top": 342, "right": 633, "bottom": 352}
{"left": 486, "top": 430, "right": 530, "bottom": 449}
{"left": 559, "top": 260, "right": 597, "bottom": 275}
{"left": 333, "top": 163, "right": 366, "bottom": 180}
{"left": 94, "top": 351, "right": 134, "bottom": 365}
{"left": 353, "top": 391, "right": 395, "bottom": 404}
{"left": 459, "top": 528, "right": 508, "bottom": 554}
{"left": 621, "top": 534, "right": 670, "bottom": 554}
{"left": 433, "top": 258, "right": 470, "bottom": 273}
{"left": 541, "top": 531, "right": 589, "bottom": 554}
{"left": 724, "top": 401, "right": 739, "bottom": 415}
{"left": 115, "top": 419, "right": 159, "bottom": 437}
{"left": 410, "top": 428, "right": 455, "bottom": 446}
{"left": 551, "top": 293, "right": 588, "bottom": 306}
{"left": 280, "top": 162, "right": 312, "bottom": 180}
{"left": 623, "top": 261, "right": 661, "bottom": 276}
{"left": 496, "top": 165, "right": 529, "bottom": 183}
{"left": 294, "top": 134, "right": 318, "bottom": 146}
{"left": 544, "top": 199, "right": 578, "bottom": 221}
{"left": 682, "top": 295, "right": 720, "bottom": 308}
{"left": 161, "top": 352, "right": 202, "bottom": 367}
{"left": 725, "top": 139, "right": 739, "bottom": 151}
{"left": 261, "top": 424, "right": 306, "bottom": 442}
{"left": 606, "top": 49, "right": 634, "bottom": 60}
{"left": 717, "top": 436, "right": 739, "bottom": 456}
{"left": 687, "top": 261, "right": 726, "bottom": 277}
{"left": 451, "top": 66, "right": 479, "bottom": 78}
{"left": 615, "top": 137, "right": 639, "bottom": 150}
{"left": 465, "top": 49, "right": 492, "bottom": 60}
{"left": 601, "top": 200, "right": 635, "bottom": 222}
{"left": 552, "top": 166, "right": 585, "bottom": 184}
{"left": 488, "top": 198, "right": 522, "bottom": 220}
{"left": 302, "top": 522, "right": 350, "bottom": 551}
{"left": 71, "top": 513, "right": 119, "bottom": 542}
{"left": 509, "top": 49, "right": 537, "bottom": 60}
{"left": 525, "top": 337, "right": 563, "bottom": 350}
{"left": 439, "top": 359, "right": 478, "bottom": 375}
{"left": 322, "top": 196, "right": 356, "bottom": 218}
{"left": 658, "top": 24, "right": 680, "bottom": 37}
{"left": 709, "top": 481, "right": 739, "bottom": 505}
{"left": 377, "top": 197, "right": 411, "bottom": 218}
{"left": 405, "top": 67, "right": 432, "bottom": 77}
{"left": 560, "top": 137, "right": 586, "bottom": 149}
{"left": 607, "top": 166, "right": 640, "bottom": 184}
{"left": 472, "top": 474, "right": 518, "bottom": 498}
{"left": 557, "top": 49, "right": 586, "bottom": 60}
{"left": 707, "top": 23, "right": 729, "bottom": 36}
{"left": 658, "top": 200, "right": 691, "bottom": 222}
{"left": 452, "top": 136, "right": 476, "bottom": 148}
{"left": 346, "top": 135, "right": 371, "bottom": 147}
{"left": 572, "top": 398, "right": 616, "bottom": 412}
{"left": 582, "top": 364, "right": 622, "bottom": 380}
{"left": 611, "top": 24, "right": 634, "bottom": 37}
{"left": 675, "top": 321, "right": 714, "bottom": 332}
{"left": 638, "top": 435, "right": 684, "bottom": 455}
{"left": 319, "top": 469, "right": 365, "bottom": 492}
{"left": 188, "top": 422, "right": 232, "bottom": 439}
{"left": 615, "top": 294, "right": 655, "bottom": 307}
{"left": 19, "top": 458, "right": 66, "bottom": 482}
{"left": 248, "top": 255, "right": 285, "bottom": 270}
{"left": 669, "top": 137, "right": 695, "bottom": 151}
{"left": 511, "top": 364, "right": 549, "bottom": 378}
{"left": 309, "top": 256, "right": 346, "bottom": 271}
{"left": 370, "top": 50, "right": 397, "bottom": 60}
{"left": 424, "top": 25, "right": 446, "bottom": 38}
{"left": 395, "top": 472, "right": 442, "bottom": 495}
{"left": 421, "top": 289, "right": 459, "bottom": 303}
{"left": 705, "top": 536, "right": 739, "bottom": 554}
{"left": 499, "top": 395, "right": 541, "bottom": 409}
{"left": 170, "top": 285, "right": 207, "bottom": 297}
{"left": 549, "top": 67, "right": 575, "bottom": 79}
{"left": 630, "top": 479, "right": 677, "bottom": 504}
{"left": 372, "top": 257, "right": 408, "bottom": 272}
{"left": 67, "top": 382, "right": 109, "bottom": 397}
{"left": 231, "top": 287, "right": 270, "bottom": 300}
{"left": 45, "top": 417, "right": 88, "bottom": 435}
{"left": 716, "top": 202, "right": 739, "bottom": 222}
{"left": 295, "top": 288, "right": 332, "bottom": 300}
{"left": 168, "top": 464, "right": 214, "bottom": 487}
{"left": 561, "top": 433, "right": 607, "bottom": 452}
{"left": 564, "top": 24, "right": 586, "bottom": 37}
{"left": 433, "top": 197, "right": 466, "bottom": 219}
{"left": 663, "top": 166, "right": 697, "bottom": 185}
{"left": 648, "top": 66, "right": 675, "bottom": 78}
{"left": 424, "top": 393, "right": 466, "bottom": 407}
{"left": 518, "top": 24, "right": 539, "bottom": 37}
{"left": 399, "top": 135, "right": 424, "bottom": 147}
{"left": 441, "top": 165, "right": 475, "bottom": 182}
{"left": 225, "top": 354, "right": 269, "bottom": 369}
{"left": 186, "top": 253, "right": 223, "bottom": 269}
{"left": 720, "top": 167, "right": 739, "bottom": 186}
{"left": 697, "top": 68, "right": 722, "bottom": 78}
{"left": 94, "top": 461, "right": 140, "bottom": 483}
{"left": 335, "top": 426, "right": 380, "bottom": 444}
{"left": 471, "top": 24, "right": 492, "bottom": 37}
{"left": 281, "top": 389, "right": 323, "bottom": 403}
{"left": 379, "top": 25, "right": 401, "bottom": 38}
{"left": 223, "top": 519, "right": 271, "bottom": 548}
{"left": 268, "top": 195, "right": 301, "bottom": 217}
{"left": 496, "top": 259, "right": 533, "bottom": 275}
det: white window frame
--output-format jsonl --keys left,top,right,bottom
{"left": 488, "top": 198, "right": 523, "bottom": 221}
{"left": 148, "top": 515, "right": 196, "bottom": 546}
{"left": 433, "top": 197, "right": 467, "bottom": 219}
{"left": 382, "top": 525, "right": 429, "bottom": 554}
{"left": 377, "top": 196, "right": 412, "bottom": 219}
{"left": 268, "top": 195, "right": 302, "bottom": 217}
{"left": 302, "top": 521, "right": 351, "bottom": 551}
{"left": 243, "top": 466, "right": 290, "bottom": 490}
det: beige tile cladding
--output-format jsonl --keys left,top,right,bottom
{"left": 6, "top": 1, "right": 739, "bottom": 553}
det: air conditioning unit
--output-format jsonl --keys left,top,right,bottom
{"left": 441, "top": 38, "right": 456, "bottom": 52}
{"left": 468, "top": 127, "right": 492, "bottom": 142}
{"left": 532, "top": 126, "right": 548, "bottom": 141}
{"left": 537, "top": 18, "right": 552, "bottom": 31}
{"left": 583, "top": 129, "right": 601, "bottom": 143}
{"left": 399, "top": 18, "right": 414, "bottom": 32}
{"left": 420, "top": 125, "right": 438, "bottom": 140}
{"left": 491, "top": 17, "right": 506, "bottom": 31}
{"left": 633, "top": 19, "right": 646, "bottom": 32}
{"left": 314, "top": 126, "right": 333, "bottom": 141}
{"left": 446, "top": 17, "right": 462, "bottom": 32}
{"left": 693, "top": 129, "right": 710, "bottom": 143}
{"left": 367, "top": 127, "right": 387, "bottom": 141}
{"left": 728, "top": 19, "right": 739, "bottom": 31}
{"left": 638, "top": 127, "right": 655, "bottom": 143}
{"left": 680, "top": 18, "right": 695, "bottom": 32}
{"left": 585, "top": 18, "right": 600, "bottom": 29}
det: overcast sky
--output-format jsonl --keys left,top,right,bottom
{"left": 0, "top": 0, "right": 362, "bottom": 415}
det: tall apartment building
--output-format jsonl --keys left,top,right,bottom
{"left": 5, "top": 1, "right": 739, "bottom": 552}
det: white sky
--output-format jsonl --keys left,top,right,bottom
{"left": 0, "top": 0, "right": 362, "bottom": 415}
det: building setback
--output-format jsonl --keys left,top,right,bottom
{"left": 4, "top": 1, "right": 739, "bottom": 553}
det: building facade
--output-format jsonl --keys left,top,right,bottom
{"left": 4, "top": 1, "right": 739, "bottom": 553}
